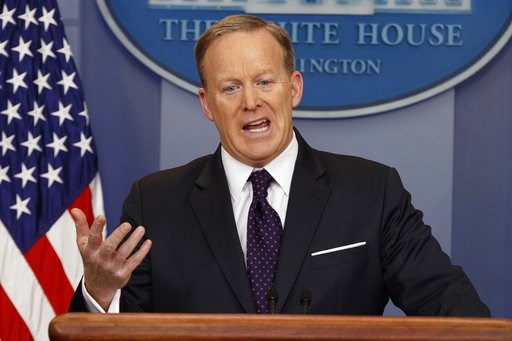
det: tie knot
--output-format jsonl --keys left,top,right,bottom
{"left": 249, "top": 169, "right": 274, "bottom": 199}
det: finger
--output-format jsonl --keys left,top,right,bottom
{"left": 71, "top": 208, "right": 94, "bottom": 254}
{"left": 87, "top": 215, "right": 107, "bottom": 250}
{"left": 102, "top": 222, "right": 133, "bottom": 255}
{"left": 124, "top": 239, "right": 152, "bottom": 274}
{"left": 71, "top": 208, "right": 89, "bottom": 240}
{"left": 116, "top": 225, "right": 145, "bottom": 259}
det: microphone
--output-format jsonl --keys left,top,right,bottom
{"left": 300, "top": 289, "right": 311, "bottom": 314}
{"left": 267, "top": 287, "right": 279, "bottom": 314}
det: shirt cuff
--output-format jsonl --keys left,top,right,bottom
{"left": 81, "top": 279, "right": 121, "bottom": 313}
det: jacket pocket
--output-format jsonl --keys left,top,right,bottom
{"left": 311, "top": 243, "right": 367, "bottom": 269}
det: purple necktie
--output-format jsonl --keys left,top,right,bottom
{"left": 246, "top": 169, "right": 283, "bottom": 313}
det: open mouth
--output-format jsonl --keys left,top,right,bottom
{"left": 243, "top": 119, "right": 270, "bottom": 133}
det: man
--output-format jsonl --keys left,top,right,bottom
{"left": 70, "top": 14, "right": 489, "bottom": 316}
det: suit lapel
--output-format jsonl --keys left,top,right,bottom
{"left": 274, "top": 132, "right": 331, "bottom": 312}
{"left": 189, "top": 149, "right": 256, "bottom": 313}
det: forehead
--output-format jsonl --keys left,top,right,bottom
{"left": 203, "top": 30, "right": 286, "bottom": 77}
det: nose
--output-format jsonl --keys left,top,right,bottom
{"left": 242, "top": 84, "right": 261, "bottom": 111}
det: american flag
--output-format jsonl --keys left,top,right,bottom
{"left": 0, "top": 0, "right": 104, "bottom": 340}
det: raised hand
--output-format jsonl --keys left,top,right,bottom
{"left": 71, "top": 208, "right": 152, "bottom": 311}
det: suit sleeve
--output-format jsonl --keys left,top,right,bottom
{"left": 379, "top": 168, "right": 490, "bottom": 316}
{"left": 117, "top": 181, "right": 153, "bottom": 312}
{"left": 68, "top": 279, "right": 89, "bottom": 312}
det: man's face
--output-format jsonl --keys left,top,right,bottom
{"left": 198, "top": 29, "right": 303, "bottom": 168}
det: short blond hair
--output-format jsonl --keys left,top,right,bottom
{"left": 194, "top": 14, "right": 295, "bottom": 88}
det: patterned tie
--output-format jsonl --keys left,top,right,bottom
{"left": 246, "top": 169, "right": 283, "bottom": 313}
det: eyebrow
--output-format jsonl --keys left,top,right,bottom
{"left": 217, "top": 70, "right": 279, "bottom": 84}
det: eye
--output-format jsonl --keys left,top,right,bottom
{"left": 255, "top": 79, "right": 274, "bottom": 91}
{"left": 222, "top": 84, "right": 241, "bottom": 95}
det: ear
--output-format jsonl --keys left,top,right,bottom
{"left": 198, "top": 88, "right": 214, "bottom": 121}
{"left": 289, "top": 71, "right": 304, "bottom": 109}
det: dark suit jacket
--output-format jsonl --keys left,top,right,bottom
{"left": 70, "top": 130, "right": 489, "bottom": 316}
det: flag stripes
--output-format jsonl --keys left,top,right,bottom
{"left": 0, "top": 285, "right": 33, "bottom": 341}
{"left": 0, "top": 219, "right": 55, "bottom": 341}
{"left": 0, "top": 181, "right": 102, "bottom": 340}
{"left": 24, "top": 234, "right": 75, "bottom": 315}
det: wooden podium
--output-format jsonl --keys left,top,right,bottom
{"left": 49, "top": 313, "right": 512, "bottom": 340}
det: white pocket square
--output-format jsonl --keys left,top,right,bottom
{"left": 311, "top": 241, "right": 367, "bottom": 256}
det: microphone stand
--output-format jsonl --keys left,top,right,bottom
{"left": 267, "top": 288, "right": 279, "bottom": 314}
{"left": 300, "top": 289, "right": 311, "bottom": 314}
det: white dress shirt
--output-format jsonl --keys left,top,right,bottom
{"left": 83, "top": 132, "right": 298, "bottom": 313}
{"left": 221, "top": 133, "right": 298, "bottom": 262}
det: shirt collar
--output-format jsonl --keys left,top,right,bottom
{"left": 221, "top": 131, "right": 298, "bottom": 202}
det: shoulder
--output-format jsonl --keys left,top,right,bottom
{"left": 135, "top": 154, "right": 213, "bottom": 191}
{"left": 295, "top": 129, "right": 393, "bottom": 182}
{"left": 313, "top": 148, "right": 393, "bottom": 179}
{"left": 306, "top": 148, "right": 407, "bottom": 199}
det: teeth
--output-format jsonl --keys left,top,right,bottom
{"left": 247, "top": 119, "right": 267, "bottom": 126}
{"left": 250, "top": 126, "right": 268, "bottom": 133}
{"left": 244, "top": 119, "right": 270, "bottom": 133}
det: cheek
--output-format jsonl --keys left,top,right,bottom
{"left": 214, "top": 110, "right": 239, "bottom": 133}
{"left": 274, "top": 97, "right": 294, "bottom": 119}
{"left": 215, "top": 97, "right": 240, "bottom": 115}
{"left": 208, "top": 99, "right": 230, "bottom": 120}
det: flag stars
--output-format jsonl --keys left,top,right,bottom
{"left": 1, "top": 100, "right": 22, "bottom": 124}
{"left": 18, "top": 5, "right": 38, "bottom": 29}
{"left": 0, "top": 40, "right": 8, "bottom": 57}
{"left": 0, "top": 165, "right": 11, "bottom": 184}
{"left": 10, "top": 194, "right": 31, "bottom": 220}
{"left": 2, "top": 2, "right": 99, "bottom": 270}
{"left": 57, "top": 38, "right": 73, "bottom": 62}
{"left": 14, "top": 163, "right": 37, "bottom": 188}
{"left": 12, "top": 36, "right": 34, "bottom": 62}
{"left": 0, "top": 132, "right": 16, "bottom": 156}
{"left": 0, "top": 4, "right": 16, "bottom": 29}
{"left": 50, "top": 101, "right": 73, "bottom": 126}
{"left": 33, "top": 70, "right": 52, "bottom": 94}
{"left": 73, "top": 133, "right": 94, "bottom": 157}
{"left": 21, "top": 132, "right": 43, "bottom": 156}
{"left": 40, "top": 164, "right": 63, "bottom": 188}
{"left": 38, "top": 39, "right": 56, "bottom": 63}
{"left": 38, "top": 7, "right": 57, "bottom": 31}
{"left": 78, "top": 104, "right": 90, "bottom": 126}
{"left": 57, "top": 71, "right": 78, "bottom": 95}
{"left": 6, "top": 69, "right": 28, "bottom": 93}
{"left": 46, "top": 133, "right": 68, "bottom": 157}
{"left": 27, "top": 102, "right": 46, "bottom": 126}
